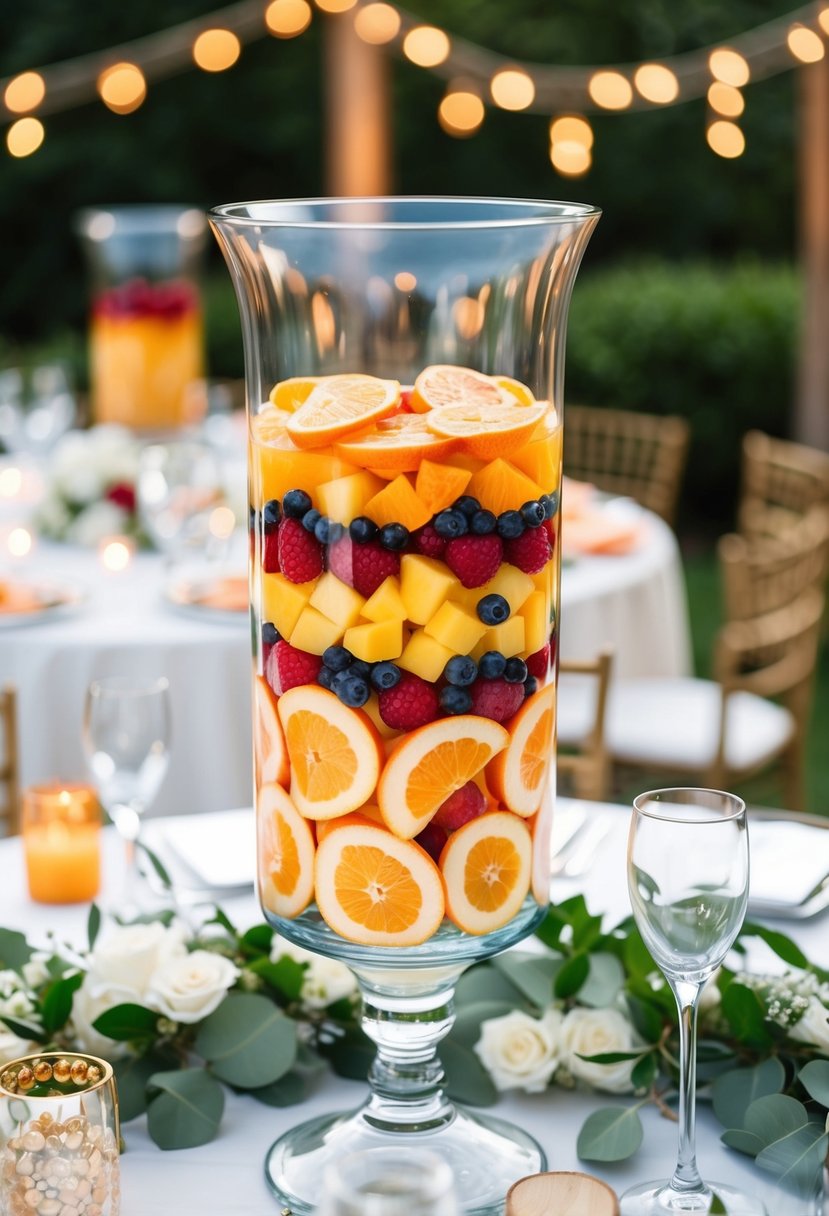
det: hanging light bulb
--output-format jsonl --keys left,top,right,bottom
{"left": 403, "top": 26, "right": 451, "bottom": 68}
{"left": 549, "top": 114, "right": 594, "bottom": 149}
{"left": 438, "top": 87, "right": 484, "bottom": 137}
{"left": 550, "top": 141, "right": 591, "bottom": 176}
{"left": 490, "top": 68, "right": 536, "bottom": 111}
{"left": 97, "top": 63, "right": 147, "bottom": 114}
{"left": 787, "top": 25, "right": 825, "bottom": 63}
{"left": 314, "top": 0, "right": 356, "bottom": 10}
{"left": 193, "top": 29, "right": 241, "bottom": 72}
{"left": 588, "top": 71, "right": 633, "bottom": 110}
{"left": 707, "top": 119, "right": 745, "bottom": 158}
{"left": 354, "top": 3, "right": 400, "bottom": 44}
{"left": 265, "top": 0, "right": 312, "bottom": 38}
{"left": 6, "top": 116, "right": 44, "bottom": 157}
{"left": 633, "top": 63, "right": 679, "bottom": 104}
{"left": 709, "top": 48, "right": 750, "bottom": 86}
{"left": 4, "top": 72, "right": 46, "bottom": 114}
{"left": 707, "top": 82, "right": 744, "bottom": 117}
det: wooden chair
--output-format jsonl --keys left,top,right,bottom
{"left": 564, "top": 405, "right": 690, "bottom": 526}
{"left": 738, "top": 430, "right": 829, "bottom": 539}
{"left": 556, "top": 650, "right": 614, "bottom": 801}
{"left": 0, "top": 686, "right": 20, "bottom": 837}
{"left": 719, "top": 505, "right": 829, "bottom": 623}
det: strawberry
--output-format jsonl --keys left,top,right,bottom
{"left": 263, "top": 531, "right": 280, "bottom": 573}
{"left": 445, "top": 534, "right": 503, "bottom": 588}
{"left": 328, "top": 536, "right": 399, "bottom": 597}
{"left": 378, "top": 672, "right": 439, "bottom": 730}
{"left": 415, "top": 820, "right": 448, "bottom": 863}
{"left": 526, "top": 643, "right": 551, "bottom": 682}
{"left": 504, "top": 527, "right": 552, "bottom": 575}
{"left": 278, "top": 518, "right": 323, "bottom": 584}
{"left": 412, "top": 523, "right": 446, "bottom": 559}
{"left": 469, "top": 677, "right": 524, "bottom": 723}
{"left": 432, "top": 781, "right": 486, "bottom": 831}
{"left": 266, "top": 641, "right": 322, "bottom": 695}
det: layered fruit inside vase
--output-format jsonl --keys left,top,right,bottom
{"left": 250, "top": 366, "right": 561, "bottom": 952}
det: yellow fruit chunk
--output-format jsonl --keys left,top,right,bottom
{"left": 426, "top": 402, "right": 546, "bottom": 461}
{"left": 309, "top": 572, "right": 366, "bottom": 630}
{"left": 467, "top": 459, "right": 543, "bottom": 516}
{"left": 290, "top": 606, "right": 345, "bottom": 655}
{"left": 472, "top": 616, "right": 526, "bottom": 661}
{"left": 424, "top": 601, "right": 487, "bottom": 655}
{"left": 496, "top": 375, "right": 536, "bottom": 406}
{"left": 487, "top": 685, "right": 555, "bottom": 817}
{"left": 278, "top": 685, "right": 383, "bottom": 820}
{"left": 411, "top": 364, "right": 511, "bottom": 413}
{"left": 269, "top": 376, "right": 320, "bottom": 412}
{"left": 250, "top": 406, "right": 358, "bottom": 504}
{"left": 400, "top": 555, "right": 460, "bottom": 625}
{"left": 314, "top": 822, "right": 445, "bottom": 946}
{"left": 485, "top": 565, "right": 536, "bottom": 614}
{"left": 441, "top": 811, "right": 532, "bottom": 935}
{"left": 335, "top": 412, "right": 457, "bottom": 472}
{"left": 510, "top": 409, "right": 562, "bottom": 489}
{"left": 361, "top": 576, "right": 407, "bottom": 624}
{"left": 378, "top": 715, "right": 508, "bottom": 839}
{"left": 398, "top": 629, "right": 455, "bottom": 683}
{"left": 520, "top": 591, "right": 550, "bottom": 656}
{"left": 317, "top": 470, "right": 386, "bottom": 524}
{"left": 254, "top": 676, "right": 289, "bottom": 788}
{"left": 343, "top": 619, "right": 404, "bottom": 663}
{"left": 257, "top": 783, "right": 316, "bottom": 918}
{"left": 414, "top": 459, "right": 472, "bottom": 515}
{"left": 365, "top": 474, "right": 433, "bottom": 532}
{"left": 287, "top": 374, "right": 400, "bottom": 449}
{"left": 262, "top": 573, "right": 317, "bottom": 638}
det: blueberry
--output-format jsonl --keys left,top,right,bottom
{"left": 523, "top": 675, "right": 538, "bottom": 697}
{"left": 470, "top": 509, "right": 497, "bottom": 535}
{"left": 314, "top": 515, "right": 336, "bottom": 544}
{"left": 350, "top": 515, "right": 378, "bottom": 544}
{"left": 380, "top": 522, "right": 410, "bottom": 551}
{"left": 477, "top": 594, "right": 510, "bottom": 625}
{"left": 283, "top": 489, "right": 312, "bottom": 519}
{"left": 323, "top": 645, "right": 352, "bottom": 673}
{"left": 302, "top": 507, "right": 322, "bottom": 534}
{"left": 453, "top": 495, "right": 481, "bottom": 518}
{"left": 478, "top": 650, "right": 506, "bottom": 679}
{"left": 262, "top": 622, "right": 280, "bottom": 646}
{"left": 496, "top": 510, "right": 524, "bottom": 539}
{"left": 371, "top": 662, "right": 402, "bottom": 691}
{"left": 440, "top": 686, "right": 473, "bottom": 714}
{"left": 349, "top": 659, "right": 372, "bottom": 681}
{"left": 504, "top": 657, "right": 528, "bottom": 684}
{"left": 332, "top": 671, "right": 369, "bottom": 708}
{"left": 433, "top": 509, "right": 468, "bottom": 538}
{"left": 263, "top": 500, "right": 281, "bottom": 533}
{"left": 317, "top": 667, "right": 334, "bottom": 690}
{"left": 520, "top": 500, "right": 545, "bottom": 529}
{"left": 443, "top": 655, "right": 478, "bottom": 687}
{"left": 539, "top": 492, "right": 557, "bottom": 520}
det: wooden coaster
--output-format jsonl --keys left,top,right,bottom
{"left": 506, "top": 1171, "right": 620, "bottom": 1216}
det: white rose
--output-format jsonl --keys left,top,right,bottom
{"left": 272, "top": 939, "right": 358, "bottom": 1009}
{"left": 0, "top": 969, "right": 19, "bottom": 998}
{"left": 65, "top": 500, "right": 129, "bottom": 547}
{"left": 560, "top": 1006, "right": 640, "bottom": 1094}
{"left": 89, "top": 922, "right": 187, "bottom": 996}
{"left": 70, "top": 978, "right": 137, "bottom": 1059}
{"left": 22, "top": 955, "right": 50, "bottom": 990}
{"left": 0, "top": 1026, "right": 34, "bottom": 1068}
{"left": 145, "top": 950, "right": 239, "bottom": 1024}
{"left": 474, "top": 1009, "right": 563, "bottom": 1094}
{"left": 58, "top": 465, "right": 103, "bottom": 506}
{"left": 1, "top": 991, "right": 34, "bottom": 1019}
{"left": 790, "top": 998, "right": 829, "bottom": 1051}
{"left": 36, "top": 490, "right": 72, "bottom": 535}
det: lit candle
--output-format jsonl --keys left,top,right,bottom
{"left": 98, "top": 534, "right": 134, "bottom": 572}
{"left": 22, "top": 783, "right": 101, "bottom": 903}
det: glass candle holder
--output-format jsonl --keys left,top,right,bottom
{"left": 22, "top": 784, "right": 101, "bottom": 904}
{"left": 0, "top": 1052, "right": 120, "bottom": 1216}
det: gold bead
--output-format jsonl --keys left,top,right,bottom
{"left": 16, "top": 1067, "right": 35, "bottom": 1091}
{"left": 86, "top": 1064, "right": 102, "bottom": 1085}
{"left": 33, "top": 1062, "right": 53, "bottom": 1083}
{"left": 52, "top": 1058, "right": 71, "bottom": 1083}
{"left": 0, "top": 1068, "right": 15, "bottom": 1089}
{"left": 70, "top": 1059, "right": 89, "bottom": 1085}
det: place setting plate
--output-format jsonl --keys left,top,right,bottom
{"left": 164, "top": 570, "right": 249, "bottom": 625}
{"left": 0, "top": 578, "right": 86, "bottom": 627}
{"left": 747, "top": 806, "right": 829, "bottom": 920}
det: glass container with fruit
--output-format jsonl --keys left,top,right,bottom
{"left": 210, "top": 198, "right": 599, "bottom": 1214}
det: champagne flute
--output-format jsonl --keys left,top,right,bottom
{"left": 622, "top": 788, "right": 765, "bottom": 1216}
{"left": 317, "top": 1148, "right": 459, "bottom": 1216}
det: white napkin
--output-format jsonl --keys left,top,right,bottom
{"left": 146, "top": 807, "right": 255, "bottom": 890}
{"left": 749, "top": 820, "right": 829, "bottom": 906}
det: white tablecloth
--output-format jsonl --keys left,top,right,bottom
{"left": 0, "top": 802, "right": 821, "bottom": 1215}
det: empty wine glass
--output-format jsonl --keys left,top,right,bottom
{"left": 136, "top": 440, "right": 223, "bottom": 563}
{"left": 83, "top": 676, "right": 171, "bottom": 908}
{"left": 622, "top": 788, "right": 765, "bottom": 1216}
{"left": 318, "top": 1148, "right": 459, "bottom": 1216}
{"left": 0, "top": 364, "right": 77, "bottom": 456}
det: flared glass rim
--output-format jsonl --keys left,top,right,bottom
{"left": 633, "top": 786, "right": 746, "bottom": 825}
{"left": 208, "top": 195, "right": 601, "bottom": 231}
{"left": 0, "top": 1052, "right": 114, "bottom": 1099}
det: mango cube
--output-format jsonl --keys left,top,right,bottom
{"left": 415, "top": 459, "right": 471, "bottom": 515}
{"left": 482, "top": 564, "right": 535, "bottom": 614}
{"left": 365, "top": 475, "right": 433, "bottom": 532}
{"left": 309, "top": 572, "right": 366, "bottom": 629}
{"left": 398, "top": 629, "right": 455, "bottom": 682}
{"left": 261, "top": 573, "right": 316, "bottom": 638}
{"left": 400, "top": 555, "right": 460, "bottom": 625}
{"left": 520, "top": 591, "right": 549, "bottom": 655}
{"left": 343, "top": 619, "right": 404, "bottom": 663}
{"left": 510, "top": 413, "right": 562, "bottom": 490}
{"left": 467, "top": 459, "right": 543, "bottom": 516}
{"left": 424, "top": 601, "right": 487, "bottom": 654}
{"left": 290, "top": 606, "right": 344, "bottom": 654}
{"left": 317, "top": 470, "right": 385, "bottom": 523}
{"left": 472, "top": 616, "right": 526, "bottom": 661}
{"left": 361, "top": 576, "right": 408, "bottom": 624}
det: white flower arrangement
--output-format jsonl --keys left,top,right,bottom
{"left": 35, "top": 425, "right": 142, "bottom": 546}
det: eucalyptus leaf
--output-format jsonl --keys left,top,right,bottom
{"left": 554, "top": 952, "right": 590, "bottom": 999}
{"left": 798, "top": 1059, "right": 829, "bottom": 1107}
{"left": 296, "top": 1043, "right": 326, "bottom": 1074}
{"left": 721, "top": 983, "right": 774, "bottom": 1048}
{"left": 492, "top": 952, "right": 562, "bottom": 1009}
{"left": 248, "top": 955, "right": 306, "bottom": 1001}
{"left": 450, "top": 1002, "right": 517, "bottom": 1049}
{"left": 325, "top": 1027, "right": 374, "bottom": 1081}
{"left": 755, "top": 1124, "right": 828, "bottom": 1199}
{"left": 440, "top": 1038, "right": 497, "bottom": 1107}
{"left": 740, "top": 923, "right": 809, "bottom": 970}
{"left": 621, "top": 929, "right": 655, "bottom": 980}
{"left": 578, "top": 952, "right": 625, "bottom": 1009}
{"left": 709, "top": 1194, "right": 727, "bottom": 1215}
{"left": 241, "top": 923, "right": 274, "bottom": 955}
{"left": 626, "top": 994, "right": 664, "bottom": 1044}
{"left": 195, "top": 993, "right": 297, "bottom": 1089}
{"left": 87, "top": 903, "right": 101, "bottom": 951}
{"left": 249, "top": 1069, "right": 312, "bottom": 1107}
{"left": 576, "top": 1050, "right": 645, "bottom": 1064}
{"left": 577, "top": 1105, "right": 644, "bottom": 1162}
{"left": 114, "top": 1053, "right": 175, "bottom": 1123}
{"left": 712, "top": 1058, "right": 786, "bottom": 1131}
{"left": 0, "top": 928, "right": 32, "bottom": 971}
{"left": 92, "top": 1002, "right": 159, "bottom": 1042}
{"left": 721, "top": 1129, "right": 766, "bottom": 1157}
{"left": 136, "top": 841, "right": 172, "bottom": 890}
{"left": 455, "top": 964, "right": 524, "bottom": 1007}
{"left": 146, "top": 1068, "right": 224, "bottom": 1149}
{"left": 631, "top": 1051, "right": 658, "bottom": 1091}
{"left": 744, "top": 1094, "right": 808, "bottom": 1147}
{"left": 534, "top": 906, "right": 568, "bottom": 950}
{"left": 40, "top": 972, "right": 83, "bottom": 1035}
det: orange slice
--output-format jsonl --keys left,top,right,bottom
{"left": 378, "top": 715, "right": 508, "bottom": 840}
{"left": 269, "top": 376, "right": 321, "bottom": 412}
{"left": 441, "top": 811, "right": 532, "bottom": 935}
{"left": 255, "top": 676, "right": 289, "bottom": 788}
{"left": 426, "top": 401, "right": 547, "bottom": 461}
{"left": 487, "top": 684, "right": 555, "bottom": 817}
{"left": 257, "top": 783, "right": 316, "bottom": 918}
{"left": 334, "top": 412, "right": 456, "bottom": 472}
{"left": 530, "top": 786, "right": 554, "bottom": 906}
{"left": 496, "top": 375, "right": 536, "bottom": 406}
{"left": 316, "top": 807, "right": 385, "bottom": 843}
{"left": 315, "top": 821, "right": 445, "bottom": 945}
{"left": 411, "top": 365, "right": 511, "bottom": 413}
{"left": 277, "top": 685, "right": 383, "bottom": 820}
{"left": 286, "top": 374, "right": 400, "bottom": 449}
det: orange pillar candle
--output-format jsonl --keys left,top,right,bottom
{"left": 22, "top": 783, "right": 101, "bottom": 903}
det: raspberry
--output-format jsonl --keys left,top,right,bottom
{"left": 266, "top": 641, "right": 322, "bottom": 695}
{"left": 526, "top": 643, "right": 551, "bottom": 682}
{"left": 544, "top": 518, "right": 557, "bottom": 545}
{"left": 278, "top": 518, "right": 323, "bottom": 583}
{"left": 412, "top": 523, "right": 446, "bottom": 559}
{"left": 415, "top": 821, "right": 448, "bottom": 863}
{"left": 378, "top": 672, "right": 439, "bottom": 730}
{"left": 432, "top": 781, "right": 486, "bottom": 831}
{"left": 444, "top": 534, "right": 503, "bottom": 589}
{"left": 469, "top": 677, "right": 524, "bottom": 723}
{"left": 263, "top": 531, "right": 280, "bottom": 573}
{"left": 328, "top": 537, "right": 400, "bottom": 597}
{"left": 504, "top": 527, "right": 552, "bottom": 575}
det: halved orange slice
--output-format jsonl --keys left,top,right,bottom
{"left": 530, "top": 785, "right": 554, "bottom": 906}
{"left": 255, "top": 676, "right": 289, "bottom": 788}
{"left": 257, "top": 783, "right": 316, "bottom": 918}
{"left": 411, "top": 365, "right": 511, "bottom": 413}
{"left": 287, "top": 374, "right": 400, "bottom": 449}
{"left": 378, "top": 715, "right": 508, "bottom": 840}
{"left": 426, "top": 401, "right": 548, "bottom": 461}
{"left": 334, "top": 412, "right": 456, "bottom": 472}
{"left": 441, "top": 811, "right": 532, "bottom": 935}
{"left": 316, "top": 807, "right": 385, "bottom": 843}
{"left": 496, "top": 375, "right": 536, "bottom": 406}
{"left": 315, "top": 821, "right": 445, "bottom": 945}
{"left": 277, "top": 685, "right": 383, "bottom": 820}
{"left": 487, "top": 684, "right": 555, "bottom": 817}
{"left": 269, "top": 376, "right": 321, "bottom": 412}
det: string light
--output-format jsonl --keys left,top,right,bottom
{"left": 550, "top": 141, "right": 591, "bottom": 176}
{"left": 353, "top": 2, "right": 400, "bottom": 44}
{"left": 99, "top": 537, "right": 133, "bottom": 572}
{"left": 4, "top": 72, "right": 45, "bottom": 114}
{"left": 490, "top": 68, "right": 535, "bottom": 111}
{"left": 709, "top": 48, "right": 750, "bottom": 86}
{"left": 787, "top": 25, "right": 825, "bottom": 63}
{"left": 438, "top": 86, "right": 484, "bottom": 136}
{"left": 314, "top": 0, "right": 356, "bottom": 12}
{"left": 265, "top": 0, "right": 312, "bottom": 38}
{"left": 707, "top": 119, "right": 745, "bottom": 158}
{"left": 707, "top": 82, "right": 744, "bottom": 117}
{"left": 6, "top": 117, "right": 45, "bottom": 157}
{"left": 633, "top": 63, "right": 679, "bottom": 104}
{"left": 403, "top": 26, "right": 451, "bottom": 68}
{"left": 819, "top": 8, "right": 829, "bottom": 35}
{"left": 550, "top": 114, "right": 594, "bottom": 149}
{"left": 7, "top": 527, "right": 32, "bottom": 558}
{"left": 193, "top": 29, "right": 241, "bottom": 72}
{"left": 588, "top": 70, "right": 633, "bottom": 110}
{"left": 97, "top": 63, "right": 146, "bottom": 114}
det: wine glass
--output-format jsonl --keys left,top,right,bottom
{"left": 318, "top": 1148, "right": 459, "bottom": 1216}
{"left": 622, "top": 788, "right": 765, "bottom": 1216}
{"left": 83, "top": 675, "right": 171, "bottom": 907}
{"left": 136, "top": 440, "right": 223, "bottom": 564}
{"left": 0, "top": 364, "right": 77, "bottom": 456}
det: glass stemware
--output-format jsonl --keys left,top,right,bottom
{"left": 0, "top": 364, "right": 77, "bottom": 456}
{"left": 317, "top": 1148, "right": 460, "bottom": 1216}
{"left": 622, "top": 788, "right": 765, "bottom": 1216}
{"left": 137, "top": 440, "right": 223, "bottom": 564}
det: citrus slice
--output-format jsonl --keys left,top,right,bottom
{"left": 255, "top": 675, "right": 289, "bottom": 788}
{"left": 411, "top": 365, "right": 511, "bottom": 413}
{"left": 487, "top": 684, "right": 555, "bottom": 817}
{"left": 495, "top": 375, "right": 536, "bottom": 406}
{"left": 378, "top": 715, "right": 508, "bottom": 840}
{"left": 530, "top": 787, "right": 554, "bottom": 905}
{"left": 316, "top": 807, "right": 384, "bottom": 843}
{"left": 257, "top": 783, "right": 316, "bottom": 918}
{"left": 286, "top": 374, "right": 400, "bottom": 449}
{"left": 269, "top": 376, "right": 321, "bottom": 411}
{"left": 426, "top": 401, "right": 547, "bottom": 461}
{"left": 277, "top": 685, "right": 383, "bottom": 820}
{"left": 315, "top": 821, "right": 445, "bottom": 945}
{"left": 334, "top": 412, "right": 456, "bottom": 472}
{"left": 441, "top": 810, "right": 532, "bottom": 935}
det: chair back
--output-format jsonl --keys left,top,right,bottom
{"left": 564, "top": 405, "right": 690, "bottom": 526}
{"left": 718, "top": 506, "right": 829, "bottom": 622}
{"left": 0, "top": 686, "right": 20, "bottom": 837}
{"left": 739, "top": 430, "right": 829, "bottom": 538}
{"left": 557, "top": 649, "right": 613, "bottom": 801}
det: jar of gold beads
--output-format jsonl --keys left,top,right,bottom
{"left": 0, "top": 1053, "right": 120, "bottom": 1216}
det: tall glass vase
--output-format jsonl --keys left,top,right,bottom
{"left": 210, "top": 197, "right": 599, "bottom": 1214}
